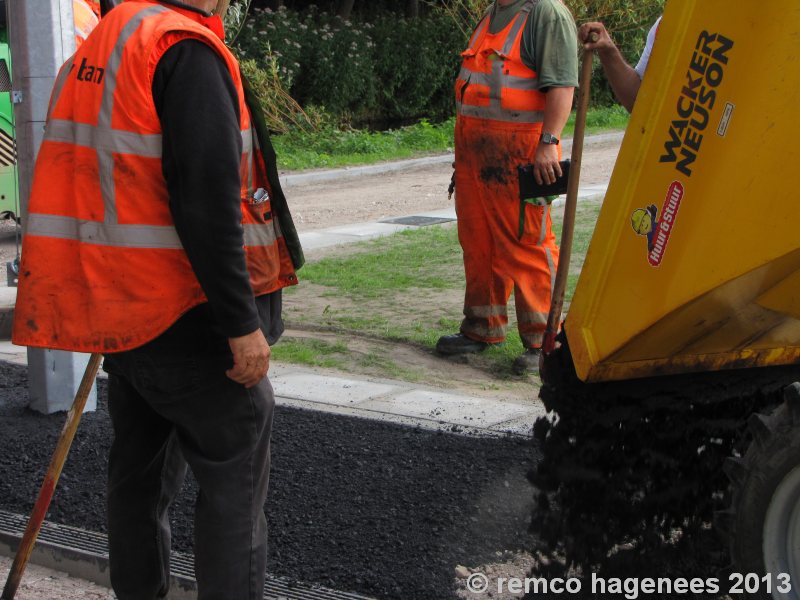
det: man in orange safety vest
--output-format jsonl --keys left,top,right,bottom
{"left": 437, "top": 0, "right": 578, "bottom": 374}
{"left": 13, "top": 0, "right": 303, "bottom": 597}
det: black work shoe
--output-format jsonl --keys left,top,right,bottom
{"left": 436, "top": 333, "right": 489, "bottom": 355}
{"left": 512, "top": 348, "right": 542, "bottom": 375}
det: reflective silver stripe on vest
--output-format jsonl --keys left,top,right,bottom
{"left": 242, "top": 127, "right": 253, "bottom": 155}
{"left": 47, "top": 57, "right": 75, "bottom": 122}
{"left": 457, "top": 67, "right": 539, "bottom": 91}
{"left": 457, "top": 1, "right": 543, "bottom": 124}
{"left": 41, "top": 120, "right": 254, "bottom": 176}
{"left": 99, "top": 5, "right": 169, "bottom": 224}
{"left": 272, "top": 213, "right": 283, "bottom": 238}
{"left": 26, "top": 213, "right": 183, "bottom": 249}
{"left": 243, "top": 223, "right": 277, "bottom": 247}
{"left": 44, "top": 120, "right": 163, "bottom": 157}
{"left": 27, "top": 214, "right": 279, "bottom": 249}
{"left": 456, "top": 101, "right": 544, "bottom": 123}
{"left": 464, "top": 304, "right": 508, "bottom": 319}
{"left": 467, "top": 15, "right": 489, "bottom": 50}
{"left": 502, "top": 1, "right": 533, "bottom": 56}
{"left": 545, "top": 246, "right": 556, "bottom": 296}
{"left": 539, "top": 205, "right": 549, "bottom": 245}
{"left": 517, "top": 311, "right": 549, "bottom": 326}
{"left": 243, "top": 126, "right": 255, "bottom": 196}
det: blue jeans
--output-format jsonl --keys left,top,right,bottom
{"left": 103, "top": 311, "right": 274, "bottom": 600}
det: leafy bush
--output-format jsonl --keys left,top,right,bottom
{"left": 236, "top": 6, "right": 462, "bottom": 124}
{"left": 235, "top": 0, "right": 664, "bottom": 126}
{"left": 236, "top": 7, "right": 305, "bottom": 87}
{"left": 237, "top": 6, "right": 376, "bottom": 118}
{"left": 369, "top": 15, "right": 463, "bottom": 122}
{"left": 292, "top": 9, "right": 377, "bottom": 118}
{"left": 568, "top": 0, "right": 665, "bottom": 105}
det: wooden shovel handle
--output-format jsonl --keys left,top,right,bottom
{"left": 542, "top": 49, "right": 594, "bottom": 355}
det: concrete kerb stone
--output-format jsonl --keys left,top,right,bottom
{"left": 268, "top": 369, "right": 544, "bottom": 437}
{"left": 0, "top": 347, "right": 544, "bottom": 436}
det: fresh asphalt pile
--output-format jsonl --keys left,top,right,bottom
{"left": 0, "top": 362, "right": 536, "bottom": 600}
{"left": 529, "top": 334, "right": 800, "bottom": 596}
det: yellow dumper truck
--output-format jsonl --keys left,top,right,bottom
{"left": 533, "top": 2, "right": 800, "bottom": 597}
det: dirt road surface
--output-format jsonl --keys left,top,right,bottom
{"left": 0, "top": 555, "right": 114, "bottom": 599}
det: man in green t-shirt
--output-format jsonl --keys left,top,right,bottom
{"left": 437, "top": 0, "right": 578, "bottom": 374}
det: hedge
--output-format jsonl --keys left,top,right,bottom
{"left": 234, "top": 1, "right": 664, "bottom": 126}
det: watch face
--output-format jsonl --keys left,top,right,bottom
{"left": 542, "top": 133, "right": 558, "bottom": 144}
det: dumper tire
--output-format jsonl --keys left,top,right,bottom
{"left": 726, "top": 382, "right": 800, "bottom": 600}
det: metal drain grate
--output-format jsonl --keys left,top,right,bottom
{"left": 0, "top": 509, "right": 374, "bottom": 600}
{"left": 381, "top": 215, "right": 456, "bottom": 226}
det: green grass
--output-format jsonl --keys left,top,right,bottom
{"left": 570, "top": 104, "right": 630, "bottom": 136}
{"left": 282, "top": 199, "right": 603, "bottom": 375}
{"left": 270, "top": 338, "right": 349, "bottom": 368}
{"left": 356, "top": 353, "right": 422, "bottom": 382}
{"left": 296, "top": 226, "right": 464, "bottom": 298}
{"left": 273, "top": 106, "right": 628, "bottom": 171}
{"left": 273, "top": 118, "right": 455, "bottom": 171}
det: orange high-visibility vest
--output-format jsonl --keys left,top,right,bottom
{"left": 455, "top": 0, "right": 546, "bottom": 123}
{"left": 73, "top": 0, "right": 101, "bottom": 48}
{"left": 13, "top": 0, "right": 297, "bottom": 353}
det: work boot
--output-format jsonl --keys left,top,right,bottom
{"left": 512, "top": 348, "right": 541, "bottom": 375}
{"left": 436, "top": 333, "right": 489, "bottom": 355}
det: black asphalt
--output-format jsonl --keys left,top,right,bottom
{"left": 0, "top": 362, "right": 537, "bottom": 600}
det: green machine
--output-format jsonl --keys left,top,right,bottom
{"left": 0, "top": 0, "right": 18, "bottom": 220}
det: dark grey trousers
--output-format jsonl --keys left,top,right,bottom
{"left": 103, "top": 315, "right": 274, "bottom": 600}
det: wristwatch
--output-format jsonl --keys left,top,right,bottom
{"left": 540, "top": 132, "right": 560, "bottom": 145}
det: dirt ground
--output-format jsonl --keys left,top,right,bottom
{"left": 278, "top": 134, "right": 622, "bottom": 399}
{"left": 0, "top": 555, "right": 114, "bottom": 599}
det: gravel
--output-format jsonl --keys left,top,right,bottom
{"left": 0, "top": 362, "right": 538, "bottom": 600}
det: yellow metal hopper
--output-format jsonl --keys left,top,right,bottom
{"left": 565, "top": 0, "right": 800, "bottom": 382}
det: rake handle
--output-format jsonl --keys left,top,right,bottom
{"left": 2, "top": 352, "right": 102, "bottom": 600}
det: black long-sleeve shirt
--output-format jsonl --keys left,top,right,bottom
{"left": 151, "top": 37, "right": 282, "bottom": 345}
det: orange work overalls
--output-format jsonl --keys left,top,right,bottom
{"left": 454, "top": 0, "right": 559, "bottom": 349}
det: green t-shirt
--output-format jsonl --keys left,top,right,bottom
{"left": 486, "top": 0, "right": 579, "bottom": 90}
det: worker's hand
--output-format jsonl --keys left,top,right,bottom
{"left": 227, "top": 329, "right": 270, "bottom": 388}
{"left": 533, "top": 143, "right": 562, "bottom": 186}
{"left": 579, "top": 22, "right": 615, "bottom": 54}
